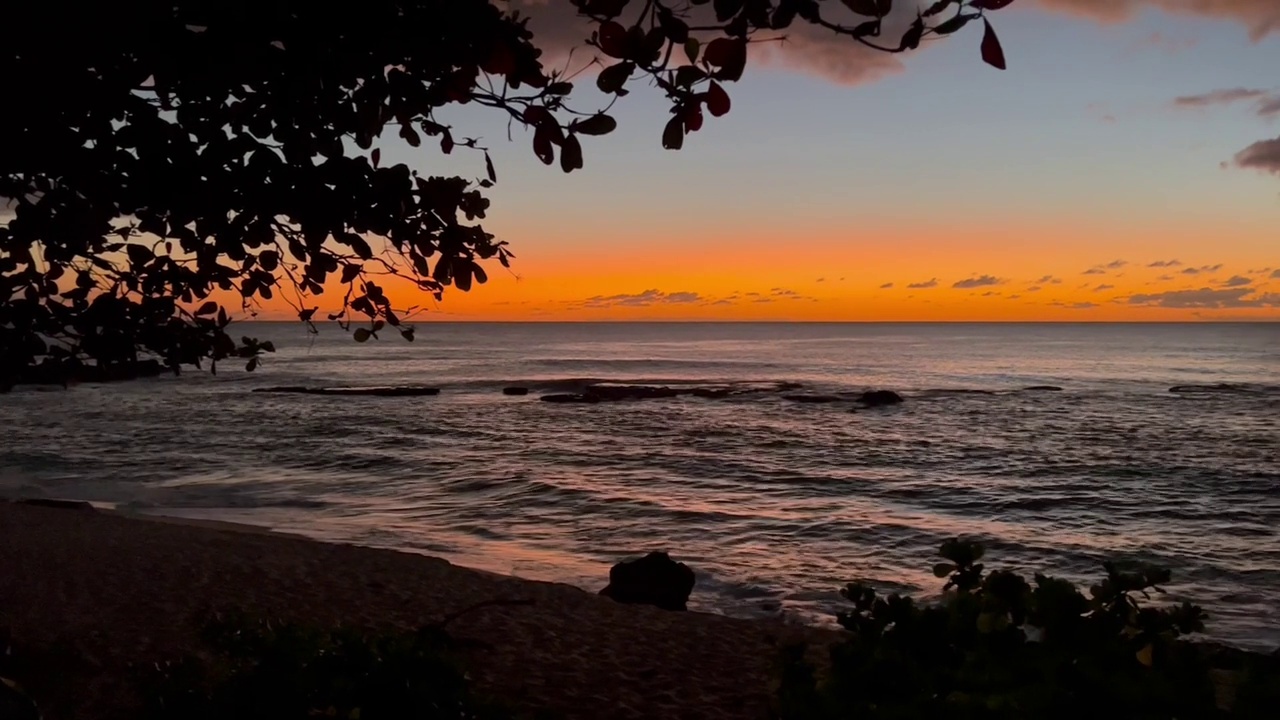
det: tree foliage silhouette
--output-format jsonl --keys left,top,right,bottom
{"left": 0, "top": 0, "right": 1017, "bottom": 387}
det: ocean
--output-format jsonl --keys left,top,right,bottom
{"left": 2, "top": 322, "right": 1278, "bottom": 650}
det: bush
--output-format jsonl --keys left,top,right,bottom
{"left": 140, "top": 611, "right": 509, "bottom": 720}
{"left": 776, "top": 539, "right": 1280, "bottom": 719}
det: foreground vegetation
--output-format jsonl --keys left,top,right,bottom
{"left": 776, "top": 540, "right": 1280, "bottom": 718}
{"left": 4, "top": 538, "right": 1278, "bottom": 719}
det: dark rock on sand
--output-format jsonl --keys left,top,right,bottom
{"left": 599, "top": 551, "right": 696, "bottom": 612}
{"left": 783, "top": 394, "right": 845, "bottom": 404}
{"left": 1023, "top": 386, "right": 1063, "bottom": 392}
{"left": 502, "top": 387, "right": 530, "bottom": 396}
{"left": 540, "top": 393, "right": 601, "bottom": 404}
{"left": 857, "top": 390, "right": 904, "bottom": 407}
{"left": 254, "top": 386, "right": 440, "bottom": 397}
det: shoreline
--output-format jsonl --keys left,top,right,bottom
{"left": 0, "top": 500, "right": 838, "bottom": 720}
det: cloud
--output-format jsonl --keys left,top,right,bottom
{"left": 1148, "top": 259, "right": 1182, "bottom": 268}
{"left": 1174, "top": 87, "right": 1271, "bottom": 108}
{"left": 1036, "top": 1, "right": 1280, "bottom": 42}
{"left": 1095, "top": 284, "right": 1115, "bottom": 292}
{"left": 1083, "top": 260, "right": 1128, "bottom": 275}
{"left": 879, "top": 282, "right": 894, "bottom": 289}
{"left": 1035, "top": 275, "right": 1064, "bottom": 285}
{"left": 1026, "top": 286, "right": 1043, "bottom": 293}
{"left": 907, "top": 278, "right": 939, "bottom": 289}
{"left": 1051, "top": 300, "right": 1100, "bottom": 309}
{"left": 1234, "top": 136, "right": 1280, "bottom": 175}
{"left": 816, "top": 277, "right": 826, "bottom": 283}
{"left": 952, "top": 275, "right": 1003, "bottom": 289}
{"left": 580, "top": 289, "right": 704, "bottom": 308}
{"left": 1261, "top": 96, "right": 1280, "bottom": 117}
{"left": 982, "top": 291, "right": 1000, "bottom": 297}
{"left": 1127, "top": 287, "right": 1280, "bottom": 308}
{"left": 1273, "top": 269, "right": 1280, "bottom": 279}
{"left": 1181, "top": 264, "right": 1224, "bottom": 275}
{"left": 1221, "top": 275, "right": 1253, "bottom": 287}
{"left": 1007, "top": 294, "right": 1022, "bottom": 300}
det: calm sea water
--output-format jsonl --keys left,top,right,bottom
{"left": 2, "top": 322, "right": 1278, "bottom": 649}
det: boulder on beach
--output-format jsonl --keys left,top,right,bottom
{"left": 599, "top": 551, "right": 696, "bottom": 611}
{"left": 502, "top": 387, "right": 530, "bottom": 396}
{"left": 857, "top": 390, "right": 904, "bottom": 407}
{"left": 253, "top": 386, "right": 440, "bottom": 397}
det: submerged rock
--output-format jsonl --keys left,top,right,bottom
{"left": 16, "top": 498, "right": 95, "bottom": 512}
{"left": 599, "top": 551, "right": 696, "bottom": 611}
{"left": 857, "top": 390, "right": 904, "bottom": 407}
{"left": 253, "top": 386, "right": 440, "bottom": 397}
{"left": 783, "top": 394, "right": 845, "bottom": 404}
{"left": 502, "top": 387, "right": 530, "bottom": 396}
{"left": 540, "top": 393, "right": 601, "bottom": 404}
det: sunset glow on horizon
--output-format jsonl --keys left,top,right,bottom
{"left": 250, "top": 1, "right": 1279, "bottom": 323}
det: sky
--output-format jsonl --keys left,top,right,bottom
{"left": 311, "top": 1, "right": 1280, "bottom": 321}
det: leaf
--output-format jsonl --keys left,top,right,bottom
{"left": 1136, "top": 643, "right": 1154, "bottom": 667}
{"left": 923, "top": 0, "right": 957, "bottom": 16}
{"left": 971, "top": 0, "right": 1017, "bottom": 9}
{"left": 706, "top": 81, "right": 731, "bottom": 117}
{"left": 841, "top": 0, "right": 891, "bottom": 17}
{"left": 299, "top": 308, "right": 317, "bottom": 322}
{"left": 596, "top": 61, "right": 635, "bottom": 94}
{"left": 560, "top": 133, "right": 584, "bottom": 172}
{"left": 900, "top": 17, "right": 925, "bottom": 50}
{"left": 684, "top": 38, "right": 700, "bottom": 63}
{"left": 980, "top": 19, "right": 1007, "bottom": 69}
{"left": 126, "top": 243, "right": 153, "bottom": 266}
{"left": 371, "top": 148, "right": 381, "bottom": 168}
{"left": 354, "top": 328, "right": 372, "bottom": 343}
{"left": 532, "top": 126, "right": 555, "bottom": 165}
{"left": 683, "top": 104, "right": 704, "bottom": 132}
{"left": 598, "top": 21, "right": 628, "bottom": 57}
{"left": 662, "top": 115, "right": 685, "bottom": 150}
{"left": 440, "top": 129, "right": 454, "bottom": 154}
{"left": 933, "top": 13, "right": 974, "bottom": 35}
{"left": 485, "top": 152, "right": 497, "bottom": 183}
{"left": 400, "top": 327, "right": 415, "bottom": 342}
{"left": 570, "top": 114, "right": 617, "bottom": 136}
{"left": 933, "top": 563, "right": 956, "bottom": 579}
{"left": 246, "top": 356, "right": 259, "bottom": 372}
{"left": 195, "top": 301, "right": 218, "bottom": 316}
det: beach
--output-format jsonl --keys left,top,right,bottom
{"left": 0, "top": 501, "right": 836, "bottom": 720}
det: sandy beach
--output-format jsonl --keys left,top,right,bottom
{"left": 0, "top": 501, "right": 837, "bottom": 720}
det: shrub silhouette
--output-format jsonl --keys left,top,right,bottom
{"left": 776, "top": 539, "right": 1280, "bottom": 719}
{"left": 140, "top": 611, "right": 510, "bottom": 720}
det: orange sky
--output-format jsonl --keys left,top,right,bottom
{"left": 241, "top": 2, "right": 1280, "bottom": 323}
